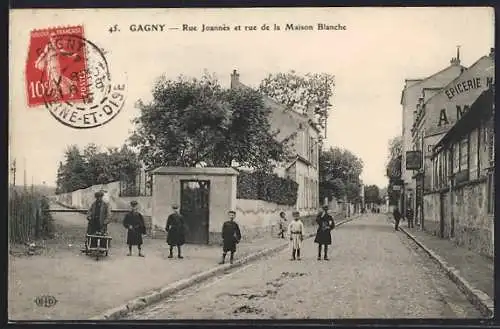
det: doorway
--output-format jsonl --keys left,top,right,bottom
{"left": 439, "top": 192, "right": 445, "bottom": 238}
{"left": 180, "top": 180, "right": 210, "bottom": 244}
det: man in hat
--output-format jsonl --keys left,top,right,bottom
{"left": 219, "top": 210, "right": 241, "bottom": 265}
{"left": 86, "top": 191, "right": 111, "bottom": 235}
{"left": 165, "top": 204, "right": 186, "bottom": 259}
{"left": 123, "top": 200, "right": 146, "bottom": 257}
{"left": 314, "top": 205, "right": 335, "bottom": 260}
{"left": 85, "top": 191, "right": 111, "bottom": 249}
{"left": 288, "top": 211, "right": 304, "bottom": 261}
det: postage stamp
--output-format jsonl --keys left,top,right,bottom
{"left": 25, "top": 25, "right": 127, "bottom": 129}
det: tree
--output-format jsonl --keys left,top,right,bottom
{"left": 385, "top": 135, "right": 403, "bottom": 206}
{"left": 57, "top": 145, "right": 88, "bottom": 193}
{"left": 258, "top": 71, "right": 335, "bottom": 137}
{"left": 364, "top": 185, "right": 381, "bottom": 204}
{"left": 55, "top": 144, "right": 142, "bottom": 194}
{"left": 385, "top": 135, "right": 403, "bottom": 179}
{"left": 319, "top": 147, "right": 364, "bottom": 202}
{"left": 129, "top": 72, "right": 292, "bottom": 172}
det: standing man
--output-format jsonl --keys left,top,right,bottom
{"left": 393, "top": 207, "right": 402, "bottom": 231}
{"left": 219, "top": 210, "right": 242, "bottom": 265}
{"left": 288, "top": 211, "right": 304, "bottom": 261}
{"left": 165, "top": 204, "right": 186, "bottom": 259}
{"left": 123, "top": 200, "right": 146, "bottom": 257}
{"left": 85, "top": 191, "right": 111, "bottom": 250}
{"left": 314, "top": 205, "right": 335, "bottom": 261}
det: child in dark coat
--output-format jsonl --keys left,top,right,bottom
{"left": 219, "top": 210, "right": 242, "bottom": 265}
{"left": 123, "top": 200, "right": 146, "bottom": 257}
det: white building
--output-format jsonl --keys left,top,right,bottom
{"left": 230, "top": 70, "right": 321, "bottom": 215}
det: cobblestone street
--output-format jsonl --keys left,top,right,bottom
{"left": 126, "top": 214, "right": 483, "bottom": 319}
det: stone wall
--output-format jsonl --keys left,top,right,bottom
{"left": 423, "top": 179, "right": 493, "bottom": 258}
{"left": 50, "top": 181, "right": 153, "bottom": 234}
{"left": 51, "top": 181, "right": 153, "bottom": 215}
{"left": 233, "top": 199, "right": 296, "bottom": 243}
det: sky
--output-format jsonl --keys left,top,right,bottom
{"left": 9, "top": 7, "right": 494, "bottom": 188}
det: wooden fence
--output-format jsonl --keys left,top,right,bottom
{"left": 8, "top": 188, "right": 53, "bottom": 243}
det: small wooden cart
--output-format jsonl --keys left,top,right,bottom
{"left": 83, "top": 233, "right": 112, "bottom": 260}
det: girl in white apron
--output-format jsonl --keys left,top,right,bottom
{"left": 288, "top": 211, "right": 304, "bottom": 260}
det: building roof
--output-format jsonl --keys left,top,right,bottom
{"left": 231, "top": 76, "right": 316, "bottom": 142}
{"left": 433, "top": 87, "right": 494, "bottom": 154}
{"left": 423, "top": 55, "right": 490, "bottom": 107}
{"left": 400, "top": 63, "right": 465, "bottom": 105}
{"left": 151, "top": 167, "right": 239, "bottom": 176}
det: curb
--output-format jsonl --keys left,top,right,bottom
{"left": 385, "top": 215, "right": 494, "bottom": 318}
{"left": 90, "top": 215, "right": 359, "bottom": 320}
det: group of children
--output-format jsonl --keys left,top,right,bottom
{"left": 278, "top": 205, "right": 335, "bottom": 261}
{"left": 122, "top": 201, "right": 335, "bottom": 263}
{"left": 121, "top": 202, "right": 243, "bottom": 264}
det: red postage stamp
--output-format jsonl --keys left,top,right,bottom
{"left": 25, "top": 25, "right": 89, "bottom": 107}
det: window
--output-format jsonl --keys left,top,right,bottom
{"left": 469, "top": 129, "right": 479, "bottom": 180}
{"left": 487, "top": 119, "right": 495, "bottom": 165}
{"left": 459, "top": 136, "right": 469, "bottom": 171}
{"left": 438, "top": 153, "right": 444, "bottom": 189}
{"left": 488, "top": 172, "right": 495, "bottom": 214}
{"left": 432, "top": 157, "right": 437, "bottom": 190}
{"left": 443, "top": 150, "right": 450, "bottom": 187}
{"left": 452, "top": 143, "right": 460, "bottom": 174}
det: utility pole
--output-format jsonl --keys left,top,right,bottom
{"left": 10, "top": 159, "right": 16, "bottom": 186}
{"left": 23, "top": 158, "right": 27, "bottom": 189}
{"left": 324, "top": 75, "right": 330, "bottom": 140}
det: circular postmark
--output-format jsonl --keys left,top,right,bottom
{"left": 39, "top": 34, "right": 127, "bottom": 129}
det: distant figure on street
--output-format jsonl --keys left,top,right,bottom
{"left": 278, "top": 211, "right": 287, "bottom": 239}
{"left": 288, "top": 211, "right": 304, "bottom": 261}
{"left": 315, "top": 205, "right": 335, "bottom": 261}
{"left": 219, "top": 210, "right": 242, "bottom": 265}
{"left": 123, "top": 200, "right": 146, "bottom": 257}
{"left": 393, "top": 207, "right": 402, "bottom": 231}
{"left": 406, "top": 208, "right": 415, "bottom": 228}
{"left": 165, "top": 204, "right": 186, "bottom": 259}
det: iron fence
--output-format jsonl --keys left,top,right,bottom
{"left": 119, "top": 170, "right": 152, "bottom": 197}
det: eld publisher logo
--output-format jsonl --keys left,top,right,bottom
{"left": 34, "top": 295, "right": 58, "bottom": 307}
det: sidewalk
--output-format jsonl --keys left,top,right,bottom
{"left": 386, "top": 214, "right": 494, "bottom": 316}
{"left": 8, "top": 208, "right": 326, "bottom": 321}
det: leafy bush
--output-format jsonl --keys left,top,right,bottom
{"left": 237, "top": 171, "right": 298, "bottom": 205}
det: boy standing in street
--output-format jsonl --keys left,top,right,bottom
{"left": 278, "top": 211, "right": 287, "bottom": 239}
{"left": 165, "top": 204, "right": 186, "bottom": 259}
{"left": 123, "top": 200, "right": 146, "bottom": 257}
{"left": 219, "top": 210, "right": 242, "bottom": 265}
{"left": 288, "top": 211, "right": 304, "bottom": 261}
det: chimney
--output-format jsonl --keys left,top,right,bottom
{"left": 230, "top": 69, "right": 240, "bottom": 89}
{"left": 490, "top": 48, "right": 495, "bottom": 58}
{"left": 450, "top": 46, "right": 461, "bottom": 66}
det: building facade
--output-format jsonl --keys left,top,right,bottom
{"left": 230, "top": 70, "right": 321, "bottom": 215}
{"left": 428, "top": 87, "right": 494, "bottom": 257}
{"left": 400, "top": 52, "right": 465, "bottom": 216}
{"left": 410, "top": 50, "right": 495, "bottom": 226}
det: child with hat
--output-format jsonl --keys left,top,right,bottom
{"left": 123, "top": 200, "right": 146, "bottom": 257}
{"left": 219, "top": 210, "right": 242, "bottom": 264}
